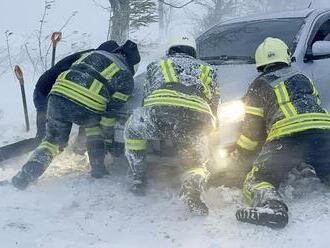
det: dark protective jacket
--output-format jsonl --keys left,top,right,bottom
{"left": 235, "top": 65, "right": 330, "bottom": 156}
{"left": 50, "top": 50, "right": 134, "bottom": 116}
{"left": 143, "top": 54, "right": 220, "bottom": 120}
{"left": 33, "top": 50, "right": 93, "bottom": 111}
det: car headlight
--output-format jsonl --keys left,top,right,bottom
{"left": 217, "top": 100, "right": 245, "bottom": 124}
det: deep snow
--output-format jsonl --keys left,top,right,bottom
{"left": 1, "top": 149, "right": 330, "bottom": 248}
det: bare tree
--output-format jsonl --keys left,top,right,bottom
{"left": 4, "top": 30, "right": 15, "bottom": 80}
{"left": 93, "top": 0, "right": 158, "bottom": 43}
{"left": 23, "top": 0, "right": 80, "bottom": 74}
{"left": 193, "top": 0, "right": 236, "bottom": 32}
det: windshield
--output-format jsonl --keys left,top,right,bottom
{"left": 197, "top": 18, "right": 305, "bottom": 64}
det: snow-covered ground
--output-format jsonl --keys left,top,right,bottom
{"left": 1, "top": 41, "right": 330, "bottom": 248}
{"left": 1, "top": 146, "right": 330, "bottom": 248}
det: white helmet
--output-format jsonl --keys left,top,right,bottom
{"left": 166, "top": 33, "right": 197, "bottom": 57}
{"left": 255, "top": 37, "right": 291, "bottom": 71}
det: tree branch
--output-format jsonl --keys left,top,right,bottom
{"left": 158, "top": 0, "right": 195, "bottom": 9}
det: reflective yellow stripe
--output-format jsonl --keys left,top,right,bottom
{"left": 85, "top": 127, "right": 102, "bottom": 137}
{"left": 268, "top": 120, "right": 330, "bottom": 141}
{"left": 274, "top": 81, "right": 297, "bottom": 118}
{"left": 58, "top": 70, "right": 70, "bottom": 80}
{"left": 38, "top": 141, "right": 60, "bottom": 156}
{"left": 272, "top": 113, "right": 330, "bottom": 130}
{"left": 245, "top": 106, "right": 264, "bottom": 117}
{"left": 243, "top": 166, "right": 258, "bottom": 201}
{"left": 144, "top": 97, "right": 212, "bottom": 116}
{"left": 244, "top": 181, "right": 274, "bottom": 202}
{"left": 73, "top": 52, "right": 92, "bottom": 65}
{"left": 236, "top": 135, "right": 258, "bottom": 151}
{"left": 310, "top": 79, "right": 321, "bottom": 105}
{"left": 55, "top": 79, "right": 107, "bottom": 105}
{"left": 100, "top": 63, "right": 121, "bottom": 81}
{"left": 52, "top": 85, "right": 106, "bottom": 112}
{"left": 251, "top": 182, "right": 274, "bottom": 191}
{"left": 89, "top": 80, "right": 103, "bottom": 94}
{"left": 126, "top": 139, "right": 147, "bottom": 151}
{"left": 100, "top": 117, "right": 116, "bottom": 127}
{"left": 160, "top": 59, "right": 178, "bottom": 83}
{"left": 147, "top": 89, "right": 207, "bottom": 105}
{"left": 199, "top": 65, "right": 213, "bottom": 100}
{"left": 112, "top": 92, "right": 130, "bottom": 102}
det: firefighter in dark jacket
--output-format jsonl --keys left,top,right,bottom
{"left": 231, "top": 37, "right": 330, "bottom": 228}
{"left": 33, "top": 41, "right": 119, "bottom": 153}
{"left": 12, "top": 40, "right": 140, "bottom": 190}
{"left": 124, "top": 34, "right": 220, "bottom": 215}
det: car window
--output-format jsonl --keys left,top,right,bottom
{"left": 311, "top": 19, "right": 330, "bottom": 43}
{"left": 197, "top": 18, "right": 304, "bottom": 64}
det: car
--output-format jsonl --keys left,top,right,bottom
{"left": 115, "top": 8, "right": 330, "bottom": 160}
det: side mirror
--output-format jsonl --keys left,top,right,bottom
{"left": 312, "top": 41, "right": 330, "bottom": 57}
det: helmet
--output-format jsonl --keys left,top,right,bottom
{"left": 166, "top": 33, "right": 197, "bottom": 58}
{"left": 255, "top": 37, "right": 291, "bottom": 70}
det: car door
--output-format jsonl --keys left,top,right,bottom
{"left": 303, "top": 12, "right": 330, "bottom": 108}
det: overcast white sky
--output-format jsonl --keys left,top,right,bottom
{"left": 0, "top": 0, "right": 112, "bottom": 48}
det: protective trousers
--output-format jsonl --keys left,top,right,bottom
{"left": 243, "top": 130, "right": 330, "bottom": 207}
{"left": 124, "top": 106, "right": 213, "bottom": 195}
{"left": 18, "top": 95, "right": 105, "bottom": 183}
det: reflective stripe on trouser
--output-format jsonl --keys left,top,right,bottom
{"left": 85, "top": 126, "right": 102, "bottom": 137}
{"left": 125, "top": 139, "right": 147, "bottom": 151}
{"left": 124, "top": 107, "right": 211, "bottom": 181}
{"left": 237, "top": 135, "right": 259, "bottom": 151}
{"left": 21, "top": 140, "right": 61, "bottom": 180}
{"left": 267, "top": 113, "right": 330, "bottom": 141}
{"left": 245, "top": 106, "right": 264, "bottom": 117}
{"left": 243, "top": 166, "right": 279, "bottom": 207}
{"left": 101, "top": 117, "right": 116, "bottom": 146}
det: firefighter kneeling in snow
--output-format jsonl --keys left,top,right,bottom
{"left": 124, "top": 34, "right": 220, "bottom": 215}
{"left": 12, "top": 40, "right": 140, "bottom": 190}
{"left": 230, "top": 37, "right": 330, "bottom": 228}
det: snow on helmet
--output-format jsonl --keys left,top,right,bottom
{"left": 167, "top": 33, "right": 197, "bottom": 58}
{"left": 255, "top": 37, "right": 291, "bottom": 71}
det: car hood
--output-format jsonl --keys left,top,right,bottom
{"left": 215, "top": 63, "right": 259, "bottom": 102}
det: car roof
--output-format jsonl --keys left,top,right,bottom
{"left": 197, "top": 8, "right": 330, "bottom": 40}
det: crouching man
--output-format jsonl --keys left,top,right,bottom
{"left": 124, "top": 33, "right": 220, "bottom": 215}
{"left": 12, "top": 40, "right": 140, "bottom": 189}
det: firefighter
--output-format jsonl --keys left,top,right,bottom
{"left": 230, "top": 37, "right": 330, "bottom": 228}
{"left": 33, "top": 41, "right": 120, "bottom": 155}
{"left": 33, "top": 41, "right": 118, "bottom": 140}
{"left": 12, "top": 40, "right": 140, "bottom": 190}
{"left": 124, "top": 33, "right": 220, "bottom": 215}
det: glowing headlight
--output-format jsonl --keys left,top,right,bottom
{"left": 217, "top": 100, "right": 245, "bottom": 124}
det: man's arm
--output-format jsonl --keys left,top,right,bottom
{"left": 233, "top": 78, "right": 268, "bottom": 161}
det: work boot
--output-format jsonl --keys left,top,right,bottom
{"left": 180, "top": 185, "right": 209, "bottom": 216}
{"left": 12, "top": 171, "right": 34, "bottom": 190}
{"left": 236, "top": 199, "right": 289, "bottom": 229}
{"left": 12, "top": 161, "right": 45, "bottom": 190}
{"left": 130, "top": 177, "right": 147, "bottom": 196}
